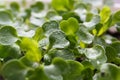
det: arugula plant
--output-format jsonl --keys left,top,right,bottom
{"left": 0, "top": 0, "right": 120, "bottom": 80}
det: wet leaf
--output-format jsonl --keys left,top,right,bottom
{"left": 0, "top": 26, "right": 18, "bottom": 45}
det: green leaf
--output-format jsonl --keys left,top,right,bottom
{"left": 97, "top": 15, "right": 112, "bottom": 36}
{"left": 0, "top": 44, "right": 21, "bottom": 59}
{"left": 93, "top": 36, "right": 107, "bottom": 47}
{"left": 22, "top": 9, "right": 31, "bottom": 20}
{"left": 0, "top": 10, "right": 13, "bottom": 25}
{"left": 100, "top": 6, "right": 111, "bottom": 24}
{"left": 83, "top": 15, "right": 100, "bottom": 30}
{"left": 64, "top": 60, "right": 84, "bottom": 80}
{"left": 52, "top": 0, "right": 74, "bottom": 11}
{"left": 1, "top": 59, "right": 28, "bottom": 80}
{"left": 31, "top": 1, "right": 44, "bottom": 13}
{"left": 110, "top": 41, "right": 120, "bottom": 55}
{"left": 112, "top": 10, "right": 120, "bottom": 24}
{"left": 27, "top": 58, "right": 84, "bottom": 80}
{"left": 85, "top": 12, "right": 93, "bottom": 22}
{"left": 105, "top": 46, "right": 117, "bottom": 62}
{"left": 42, "top": 21, "right": 59, "bottom": 37}
{"left": 109, "top": 41, "right": 120, "bottom": 64}
{"left": 20, "top": 37, "right": 42, "bottom": 62}
{"left": 33, "top": 27, "right": 45, "bottom": 42}
{"left": 27, "top": 67, "right": 49, "bottom": 80}
{"left": 93, "top": 63, "right": 120, "bottom": 80}
{"left": 76, "top": 26, "right": 94, "bottom": 44}
{"left": 74, "top": 3, "right": 88, "bottom": 22}
{"left": 49, "top": 31, "right": 69, "bottom": 49}
{"left": 60, "top": 17, "right": 79, "bottom": 36}
{"left": 10, "top": 2, "right": 20, "bottom": 12}
{"left": 52, "top": 49, "right": 75, "bottom": 60}
{"left": 46, "top": 11, "right": 62, "bottom": 21}
{"left": 44, "top": 49, "right": 75, "bottom": 65}
{"left": 46, "top": 11, "right": 58, "bottom": 19}
{"left": 84, "top": 45, "right": 107, "bottom": 67}
{"left": 95, "top": 6, "right": 112, "bottom": 36}
{"left": 81, "top": 68, "right": 93, "bottom": 80}
{"left": 116, "top": 24, "right": 120, "bottom": 32}
{"left": 45, "top": 58, "right": 84, "bottom": 80}
{"left": 44, "top": 58, "right": 65, "bottom": 80}
{"left": 62, "top": 12, "right": 81, "bottom": 22}
{"left": 0, "top": 26, "right": 18, "bottom": 45}
{"left": 82, "top": 61, "right": 94, "bottom": 70}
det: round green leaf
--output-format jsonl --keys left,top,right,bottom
{"left": 0, "top": 10, "right": 13, "bottom": 25}
{"left": 110, "top": 41, "right": 120, "bottom": 54}
{"left": 1, "top": 59, "right": 28, "bottom": 80}
{"left": 42, "top": 21, "right": 59, "bottom": 37}
{"left": 83, "top": 15, "right": 100, "bottom": 30}
{"left": 10, "top": 2, "right": 20, "bottom": 12}
{"left": 0, "top": 26, "right": 18, "bottom": 45}
{"left": 31, "top": 1, "right": 44, "bottom": 13}
{"left": 76, "top": 26, "right": 94, "bottom": 44}
{"left": 27, "top": 67, "right": 49, "bottom": 80}
{"left": 62, "top": 12, "right": 81, "bottom": 22}
{"left": 85, "top": 45, "right": 107, "bottom": 67}
{"left": 44, "top": 58, "right": 84, "bottom": 80}
{"left": 105, "top": 46, "right": 117, "bottom": 62}
{"left": 81, "top": 68, "right": 93, "bottom": 80}
{"left": 113, "top": 10, "right": 120, "bottom": 24}
{"left": 52, "top": 0, "right": 74, "bottom": 11}
{"left": 49, "top": 31, "right": 69, "bottom": 49}
{"left": 0, "top": 44, "right": 21, "bottom": 59}
{"left": 20, "top": 37, "right": 42, "bottom": 62}
{"left": 44, "top": 49, "right": 75, "bottom": 64}
{"left": 109, "top": 41, "right": 120, "bottom": 64}
{"left": 60, "top": 17, "right": 79, "bottom": 36}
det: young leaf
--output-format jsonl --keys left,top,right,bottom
{"left": 0, "top": 44, "right": 21, "bottom": 59}
{"left": 60, "top": 17, "right": 79, "bottom": 36}
{"left": 45, "top": 58, "right": 84, "bottom": 80}
{"left": 44, "top": 48, "right": 75, "bottom": 64}
{"left": 52, "top": 0, "right": 74, "bottom": 11}
{"left": 81, "top": 68, "right": 93, "bottom": 80}
{"left": 31, "top": 1, "right": 44, "bottom": 13}
{"left": 0, "top": 10, "right": 13, "bottom": 25}
{"left": 76, "top": 26, "right": 94, "bottom": 44}
{"left": 27, "top": 67, "right": 49, "bottom": 80}
{"left": 83, "top": 15, "right": 100, "bottom": 30}
{"left": 112, "top": 10, "right": 120, "bottom": 24}
{"left": 0, "top": 26, "right": 18, "bottom": 45}
{"left": 46, "top": 11, "right": 62, "bottom": 21}
{"left": 62, "top": 12, "right": 81, "bottom": 22}
{"left": 105, "top": 46, "right": 117, "bottom": 62}
{"left": 42, "top": 21, "right": 59, "bottom": 37}
{"left": 28, "top": 57, "right": 84, "bottom": 80}
{"left": 33, "top": 27, "right": 45, "bottom": 42}
{"left": 110, "top": 41, "right": 120, "bottom": 55}
{"left": 20, "top": 37, "right": 42, "bottom": 62}
{"left": 1, "top": 59, "right": 28, "bottom": 80}
{"left": 84, "top": 45, "right": 107, "bottom": 67}
{"left": 49, "top": 31, "right": 69, "bottom": 49}
{"left": 100, "top": 6, "right": 111, "bottom": 24}
{"left": 96, "top": 6, "right": 112, "bottom": 36}
{"left": 10, "top": 2, "right": 20, "bottom": 12}
{"left": 97, "top": 15, "right": 112, "bottom": 36}
{"left": 109, "top": 41, "right": 120, "bottom": 63}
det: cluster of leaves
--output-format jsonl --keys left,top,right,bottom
{"left": 0, "top": 0, "right": 120, "bottom": 80}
